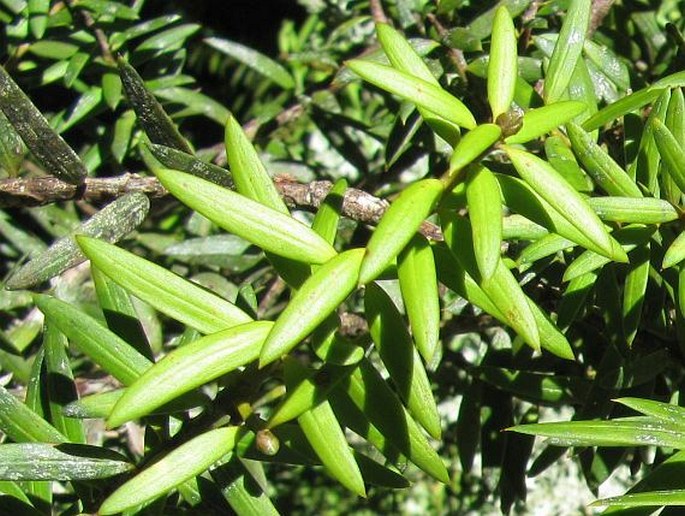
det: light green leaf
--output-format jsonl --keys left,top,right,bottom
{"left": 77, "top": 236, "right": 252, "bottom": 333}
{"left": 663, "top": 231, "right": 685, "bottom": 269}
{"left": 444, "top": 124, "right": 501, "bottom": 185}
{"left": 360, "top": 179, "right": 444, "bottom": 285}
{"left": 503, "top": 145, "right": 613, "bottom": 257}
{"left": 398, "top": 234, "right": 440, "bottom": 362}
{"left": 566, "top": 122, "right": 643, "bottom": 197}
{"left": 511, "top": 416, "right": 685, "bottom": 448}
{"left": 0, "top": 385, "right": 66, "bottom": 444}
{"left": 652, "top": 117, "right": 685, "bottom": 192}
{"left": 155, "top": 169, "right": 337, "bottom": 265}
{"left": 544, "top": 0, "right": 591, "bottom": 103}
{"left": 0, "top": 443, "right": 131, "bottom": 481}
{"left": 225, "top": 114, "right": 288, "bottom": 213}
{"left": 587, "top": 196, "right": 678, "bottom": 224}
{"left": 99, "top": 426, "right": 241, "bottom": 515}
{"left": 260, "top": 249, "right": 364, "bottom": 366}
{"left": 35, "top": 294, "right": 151, "bottom": 386}
{"left": 284, "top": 360, "right": 365, "bottom": 496}
{"left": 375, "top": 22, "right": 462, "bottom": 145}
{"left": 312, "top": 178, "right": 347, "bottom": 245}
{"left": 465, "top": 165, "right": 502, "bottom": 281}
{"left": 205, "top": 37, "right": 295, "bottom": 89}
{"left": 488, "top": 6, "right": 518, "bottom": 119}
{"left": 108, "top": 321, "right": 272, "bottom": 426}
{"left": 365, "top": 282, "right": 441, "bottom": 439}
{"left": 346, "top": 59, "right": 476, "bottom": 130}
{"left": 593, "top": 490, "right": 685, "bottom": 508}
{"left": 582, "top": 87, "right": 661, "bottom": 132}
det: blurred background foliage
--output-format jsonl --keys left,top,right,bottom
{"left": 3, "top": 0, "right": 685, "bottom": 514}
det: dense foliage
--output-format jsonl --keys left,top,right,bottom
{"left": 3, "top": 0, "right": 685, "bottom": 514}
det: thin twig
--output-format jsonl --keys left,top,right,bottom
{"left": 589, "top": 0, "right": 615, "bottom": 36}
{"left": 65, "top": 0, "right": 114, "bottom": 64}
{"left": 0, "top": 174, "right": 444, "bottom": 240}
{"left": 426, "top": 13, "right": 468, "bottom": 84}
{"left": 369, "top": 0, "right": 388, "bottom": 24}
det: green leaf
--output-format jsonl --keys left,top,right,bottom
{"left": 205, "top": 37, "right": 295, "bottom": 89}
{"left": 268, "top": 359, "right": 354, "bottom": 428}
{"left": 444, "top": 124, "right": 501, "bottom": 185}
{"left": 28, "top": 0, "right": 48, "bottom": 38}
{"left": 56, "top": 87, "right": 103, "bottom": 134}
{"left": 398, "top": 234, "right": 441, "bottom": 362}
{"left": 562, "top": 224, "right": 655, "bottom": 282}
{"left": 6, "top": 193, "right": 150, "bottom": 290}
{"left": 477, "top": 366, "right": 588, "bottom": 405}
{"left": 210, "top": 459, "right": 280, "bottom": 516}
{"left": 117, "top": 56, "right": 192, "bottom": 153}
{"left": 365, "top": 282, "right": 441, "bottom": 439}
{"left": 284, "top": 360, "right": 365, "bottom": 497}
{"left": 144, "top": 142, "right": 232, "bottom": 187}
{"left": 587, "top": 196, "right": 678, "bottom": 224}
{"left": 593, "top": 490, "right": 685, "bottom": 508}
{"left": 0, "top": 65, "right": 87, "bottom": 184}
{"left": 35, "top": 294, "right": 151, "bottom": 386}
{"left": 101, "top": 71, "right": 123, "bottom": 110}
{"left": 375, "top": 22, "right": 462, "bottom": 145}
{"left": 503, "top": 145, "right": 614, "bottom": 257}
{"left": 488, "top": 6, "right": 518, "bottom": 119}
{"left": 566, "top": 122, "right": 643, "bottom": 198}
{"left": 43, "top": 324, "right": 86, "bottom": 443}
{"left": 259, "top": 249, "right": 364, "bottom": 367}
{"left": 63, "top": 388, "right": 209, "bottom": 419}
{"left": 440, "top": 213, "right": 541, "bottom": 351}
{"left": 346, "top": 59, "right": 476, "bottom": 130}
{"left": 135, "top": 23, "right": 200, "bottom": 52}
{"left": 582, "top": 39, "right": 630, "bottom": 91}
{"left": 465, "top": 165, "right": 503, "bottom": 281}
{"left": 108, "top": 321, "right": 272, "bottom": 426}
{"left": 544, "top": 0, "right": 591, "bottom": 103}
{"left": 99, "top": 426, "right": 241, "bottom": 515}
{"left": 0, "top": 443, "right": 131, "bottom": 480}
{"left": 663, "top": 231, "right": 685, "bottom": 269}
{"left": 652, "top": 117, "right": 685, "bottom": 192}
{"left": 511, "top": 416, "right": 685, "bottom": 448}
{"left": 0, "top": 385, "right": 66, "bottom": 444}
{"left": 621, "top": 242, "right": 650, "bottom": 346}
{"left": 154, "top": 87, "right": 232, "bottom": 126}
{"left": 496, "top": 173, "right": 627, "bottom": 262}
{"left": 77, "top": 236, "right": 252, "bottom": 333}
{"left": 225, "top": 114, "right": 288, "bottom": 213}
{"left": 311, "top": 178, "right": 347, "bottom": 245}
{"left": 504, "top": 101, "right": 586, "bottom": 144}
{"left": 616, "top": 397, "right": 685, "bottom": 425}
{"left": 155, "top": 168, "right": 337, "bottom": 265}
{"left": 336, "top": 359, "right": 449, "bottom": 483}
{"left": 582, "top": 87, "right": 662, "bottom": 132}
{"left": 360, "top": 178, "right": 444, "bottom": 285}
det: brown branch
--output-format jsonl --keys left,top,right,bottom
{"left": 426, "top": 13, "right": 468, "bottom": 84}
{"left": 0, "top": 174, "right": 444, "bottom": 241}
{"left": 65, "top": 0, "right": 114, "bottom": 64}
{"left": 589, "top": 0, "right": 615, "bottom": 36}
{"left": 369, "top": 0, "right": 388, "bottom": 24}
